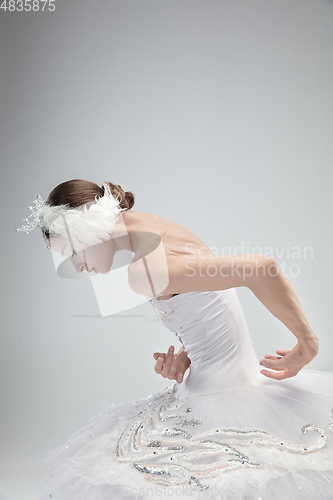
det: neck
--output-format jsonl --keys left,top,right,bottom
{"left": 114, "top": 210, "right": 142, "bottom": 253}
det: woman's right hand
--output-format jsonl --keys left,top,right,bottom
{"left": 153, "top": 345, "right": 191, "bottom": 384}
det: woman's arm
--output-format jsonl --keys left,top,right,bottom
{"left": 165, "top": 252, "right": 318, "bottom": 357}
{"left": 249, "top": 259, "right": 318, "bottom": 351}
{"left": 248, "top": 258, "right": 318, "bottom": 379}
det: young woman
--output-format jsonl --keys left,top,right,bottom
{"left": 17, "top": 179, "right": 333, "bottom": 499}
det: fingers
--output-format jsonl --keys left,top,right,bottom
{"left": 153, "top": 352, "right": 165, "bottom": 361}
{"left": 259, "top": 349, "right": 293, "bottom": 371}
{"left": 154, "top": 346, "right": 184, "bottom": 383}
{"left": 260, "top": 368, "right": 288, "bottom": 380}
{"left": 160, "top": 345, "right": 174, "bottom": 375}
{"left": 275, "top": 349, "right": 290, "bottom": 355}
{"left": 163, "top": 346, "right": 180, "bottom": 380}
{"left": 264, "top": 354, "right": 282, "bottom": 360}
{"left": 259, "top": 356, "right": 284, "bottom": 371}
{"left": 260, "top": 350, "right": 289, "bottom": 365}
{"left": 168, "top": 355, "right": 180, "bottom": 381}
{"left": 260, "top": 367, "right": 294, "bottom": 380}
{"left": 154, "top": 354, "right": 165, "bottom": 375}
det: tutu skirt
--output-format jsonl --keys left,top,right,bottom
{"left": 39, "top": 290, "right": 333, "bottom": 499}
{"left": 39, "top": 368, "right": 333, "bottom": 500}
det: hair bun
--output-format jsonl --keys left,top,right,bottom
{"left": 102, "top": 181, "right": 135, "bottom": 210}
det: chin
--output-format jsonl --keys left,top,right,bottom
{"left": 100, "top": 265, "right": 111, "bottom": 275}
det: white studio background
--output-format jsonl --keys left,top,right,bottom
{"left": 1, "top": 0, "right": 333, "bottom": 498}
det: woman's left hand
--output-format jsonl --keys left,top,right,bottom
{"left": 259, "top": 340, "right": 318, "bottom": 380}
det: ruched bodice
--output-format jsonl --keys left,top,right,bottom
{"left": 148, "top": 289, "right": 262, "bottom": 398}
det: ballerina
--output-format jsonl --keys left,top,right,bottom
{"left": 16, "top": 178, "right": 333, "bottom": 499}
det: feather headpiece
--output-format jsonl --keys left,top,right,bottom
{"left": 16, "top": 183, "right": 126, "bottom": 247}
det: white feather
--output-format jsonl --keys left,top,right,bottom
{"left": 41, "top": 183, "right": 126, "bottom": 246}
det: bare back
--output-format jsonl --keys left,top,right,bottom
{"left": 150, "top": 214, "right": 213, "bottom": 300}
{"left": 151, "top": 213, "right": 212, "bottom": 255}
{"left": 124, "top": 210, "right": 266, "bottom": 298}
{"left": 124, "top": 211, "right": 213, "bottom": 299}
{"left": 124, "top": 211, "right": 211, "bottom": 255}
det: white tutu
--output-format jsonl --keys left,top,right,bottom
{"left": 39, "top": 290, "right": 333, "bottom": 500}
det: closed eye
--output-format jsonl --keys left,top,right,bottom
{"left": 61, "top": 243, "right": 77, "bottom": 258}
{"left": 60, "top": 243, "right": 68, "bottom": 256}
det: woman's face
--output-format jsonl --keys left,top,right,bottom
{"left": 48, "top": 235, "right": 117, "bottom": 274}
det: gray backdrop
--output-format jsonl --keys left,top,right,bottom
{"left": 1, "top": 0, "right": 332, "bottom": 498}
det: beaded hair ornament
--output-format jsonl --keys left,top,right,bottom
{"left": 16, "top": 183, "right": 126, "bottom": 247}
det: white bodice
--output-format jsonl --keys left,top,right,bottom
{"left": 148, "top": 289, "right": 262, "bottom": 399}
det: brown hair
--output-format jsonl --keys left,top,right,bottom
{"left": 46, "top": 179, "right": 135, "bottom": 210}
{"left": 42, "top": 179, "right": 135, "bottom": 239}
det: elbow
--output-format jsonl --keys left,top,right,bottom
{"left": 260, "top": 255, "right": 279, "bottom": 278}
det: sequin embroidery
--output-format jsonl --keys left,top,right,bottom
{"left": 113, "top": 384, "right": 329, "bottom": 490}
